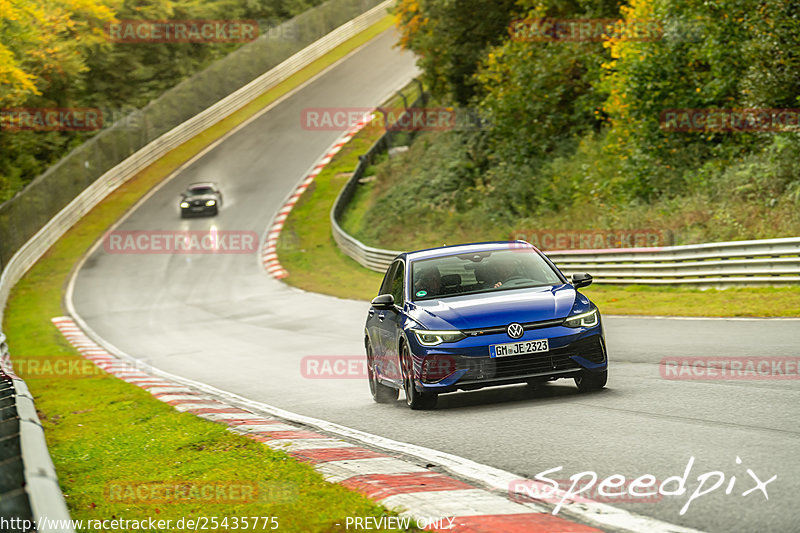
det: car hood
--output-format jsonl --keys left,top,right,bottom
{"left": 407, "top": 285, "right": 576, "bottom": 330}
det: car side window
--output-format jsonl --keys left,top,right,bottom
{"left": 390, "top": 262, "right": 405, "bottom": 307}
{"left": 379, "top": 262, "right": 398, "bottom": 296}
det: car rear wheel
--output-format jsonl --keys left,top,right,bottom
{"left": 401, "top": 344, "right": 437, "bottom": 410}
{"left": 367, "top": 342, "right": 398, "bottom": 404}
{"left": 574, "top": 369, "right": 607, "bottom": 392}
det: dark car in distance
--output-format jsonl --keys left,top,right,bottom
{"left": 180, "top": 182, "right": 222, "bottom": 218}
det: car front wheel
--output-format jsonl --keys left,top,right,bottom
{"left": 401, "top": 344, "right": 437, "bottom": 410}
{"left": 367, "top": 342, "right": 398, "bottom": 404}
{"left": 574, "top": 368, "right": 607, "bottom": 392}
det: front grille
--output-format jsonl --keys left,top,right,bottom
{"left": 463, "top": 317, "right": 565, "bottom": 337}
{"left": 453, "top": 336, "right": 605, "bottom": 382}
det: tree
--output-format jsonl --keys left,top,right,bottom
{"left": 395, "top": 0, "right": 517, "bottom": 105}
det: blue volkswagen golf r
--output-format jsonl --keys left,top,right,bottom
{"left": 364, "top": 241, "right": 608, "bottom": 409}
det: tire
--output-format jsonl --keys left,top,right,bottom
{"left": 366, "top": 342, "right": 398, "bottom": 404}
{"left": 574, "top": 369, "right": 608, "bottom": 392}
{"left": 401, "top": 344, "right": 437, "bottom": 410}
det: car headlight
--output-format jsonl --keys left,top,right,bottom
{"left": 563, "top": 308, "right": 599, "bottom": 328}
{"left": 411, "top": 329, "right": 466, "bottom": 346}
{"left": 205, "top": 200, "right": 216, "bottom": 206}
{"left": 180, "top": 201, "right": 189, "bottom": 208}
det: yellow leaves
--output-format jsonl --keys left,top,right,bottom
{"left": 0, "top": 45, "right": 40, "bottom": 105}
{"left": 0, "top": 0, "right": 115, "bottom": 106}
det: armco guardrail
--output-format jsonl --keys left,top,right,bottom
{"left": 330, "top": 228, "right": 800, "bottom": 284}
{"left": 546, "top": 237, "right": 800, "bottom": 284}
{"left": 0, "top": 2, "right": 392, "bottom": 528}
{"left": 331, "top": 87, "right": 428, "bottom": 272}
{"left": 0, "top": 332, "right": 36, "bottom": 527}
{"left": 331, "top": 131, "right": 800, "bottom": 285}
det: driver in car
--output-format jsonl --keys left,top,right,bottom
{"left": 492, "top": 258, "right": 522, "bottom": 288}
{"left": 415, "top": 267, "right": 442, "bottom": 297}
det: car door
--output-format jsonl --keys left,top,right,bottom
{"left": 367, "top": 262, "right": 397, "bottom": 361}
{"left": 374, "top": 260, "right": 406, "bottom": 385}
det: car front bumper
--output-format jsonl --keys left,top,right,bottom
{"left": 407, "top": 324, "right": 607, "bottom": 394}
{"left": 181, "top": 205, "right": 217, "bottom": 216}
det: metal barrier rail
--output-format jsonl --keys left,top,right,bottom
{"left": 0, "top": 332, "right": 35, "bottom": 527}
{"left": 0, "top": 2, "right": 393, "bottom": 527}
{"left": 546, "top": 237, "right": 800, "bottom": 284}
{"left": 330, "top": 119, "right": 800, "bottom": 285}
{"left": 331, "top": 88, "right": 427, "bottom": 273}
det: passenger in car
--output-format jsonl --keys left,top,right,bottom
{"left": 414, "top": 267, "right": 442, "bottom": 297}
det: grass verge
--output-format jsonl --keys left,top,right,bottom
{"left": 2, "top": 15, "right": 419, "bottom": 532}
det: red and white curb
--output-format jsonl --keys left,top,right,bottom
{"left": 262, "top": 113, "right": 375, "bottom": 280}
{"left": 50, "top": 316, "right": 607, "bottom": 533}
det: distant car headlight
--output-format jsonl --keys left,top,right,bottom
{"left": 205, "top": 200, "right": 216, "bottom": 206}
{"left": 563, "top": 307, "right": 599, "bottom": 328}
{"left": 180, "top": 201, "right": 189, "bottom": 208}
{"left": 411, "top": 329, "right": 466, "bottom": 346}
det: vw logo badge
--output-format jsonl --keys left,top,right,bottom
{"left": 507, "top": 323, "right": 524, "bottom": 339}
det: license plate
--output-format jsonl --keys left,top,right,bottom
{"left": 490, "top": 339, "right": 549, "bottom": 358}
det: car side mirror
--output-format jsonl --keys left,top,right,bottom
{"left": 371, "top": 294, "right": 395, "bottom": 310}
{"left": 572, "top": 273, "right": 593, "bottom": 289}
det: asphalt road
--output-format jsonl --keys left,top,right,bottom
{"left": 71, "top": 27, "right": 800, "bottom": 533}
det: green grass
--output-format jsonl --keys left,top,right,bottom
{"left": 2, "top": 15, "right": 420, "bottom": 532}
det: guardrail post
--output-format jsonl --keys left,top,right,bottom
{"left": 396, "top": 90, "right": 408, "bottom": 110}
{"left": 414, "top": 78, "right": 425, "bottom": 103}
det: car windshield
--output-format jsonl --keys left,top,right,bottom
{"left": 411, "top": 248, "right": 562, "bottom": 301}
{"left": 187, "top": 187, "right": 214, "bottom": 195}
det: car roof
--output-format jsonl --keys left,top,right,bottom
{"left": 402, "top": 241, "right": 535, "bottom": 262}
{"left": 187, "top": 182, "right": 217, "bottom": 189}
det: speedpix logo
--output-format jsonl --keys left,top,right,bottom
{"left": 514, "top": 456, "right": 776, "bottom": 516}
